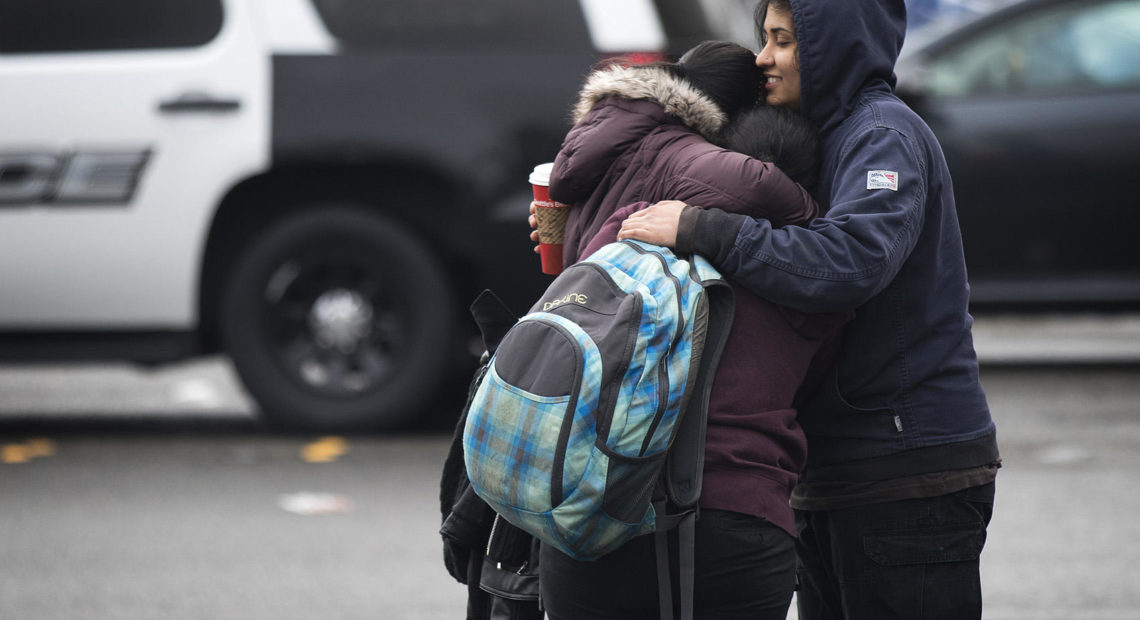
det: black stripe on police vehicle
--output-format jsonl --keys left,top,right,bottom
{"left": 0, "top": 150, "right": 151, "bottom": 205}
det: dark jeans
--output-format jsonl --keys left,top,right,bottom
{"left": 540, "top": 509, "right": 796, "bottom": 620}
{"left": 795, "top": 481, "right": 996, "bottom": 620}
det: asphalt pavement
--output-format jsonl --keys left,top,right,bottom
{"left": 1, "top": 312, "right": 1139, "bottom": 619}
{"left": 0, "top": 432, "right": 468, "bottom": 619}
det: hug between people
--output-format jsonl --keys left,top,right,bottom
{"left": 526, "top": 0, "right": 1000, "bottom": 618}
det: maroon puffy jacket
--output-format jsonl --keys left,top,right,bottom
{"left": 549, "top": 64, "right": 849, "bottom": 537}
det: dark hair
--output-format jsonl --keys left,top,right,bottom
{"left": 754, "top": 0, "right": 794, "bottom": 47}
{"left": 673, "top": 40, "right": 763, "bottom": 121}
{"left": 721, "top": 105, "right": 820, "bottom": 192}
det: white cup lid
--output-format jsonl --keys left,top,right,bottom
{"left": 529, "top": 162, "right": 555, "bottom": 186}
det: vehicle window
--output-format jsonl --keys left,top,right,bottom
{"left": 926, "top": 0, "right": 1140, "bottom": 97}
{"left": 0, "top": 0, "right": 223, "bottom": 54}
{"left": 691, "top": 0, "right": 761, "bottom": 48}
{"left": 310, "top": 0, "right": 591, "bottom": 51}
{"left": 1072, "top": 2, "right": 1140, "bottom": 86}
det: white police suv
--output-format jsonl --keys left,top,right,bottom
{"left": 0, "top": 0, "right": 746, "bottom": 429}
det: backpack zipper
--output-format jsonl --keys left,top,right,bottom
{"left": 621, "top": 241, "right": 686, "bottom": 346}
{"left": 541, "top": 319, "right": 584, "bottom": 508}
{"left": 622, "top": 242, "right": 688, "bottom": 457}
{"left": 640, "top": 360, "right": 671, "bottom": 456}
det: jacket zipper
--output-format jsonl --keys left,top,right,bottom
{"left": 486, "top": 513, "right": 501, "bottom": 558}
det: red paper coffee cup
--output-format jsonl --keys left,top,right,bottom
{"left": 530, "top": 162, "right": 569, "bottom": 275}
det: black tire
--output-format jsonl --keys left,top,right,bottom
{"left": 220, "top": 207, "right": 457, "bottom": 431}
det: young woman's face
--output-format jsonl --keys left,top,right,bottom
{"left": 756, "top": 5, "right": 801, "bottom": 111}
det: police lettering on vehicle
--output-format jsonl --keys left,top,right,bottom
{"left": 0, "top": 150, "right": 151, "bottom": 205}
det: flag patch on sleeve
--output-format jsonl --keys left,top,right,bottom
{"left": 867, "top": 170, "right": 899, "bottom": 191}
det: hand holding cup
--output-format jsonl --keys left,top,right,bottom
{"left": 529, "top": 163, "right": 570, "bottom": 275}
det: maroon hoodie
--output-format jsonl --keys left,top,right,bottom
{"left": 549, "top": 64, "right": 848, "bottom": 537}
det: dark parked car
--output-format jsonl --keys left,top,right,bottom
{"left": 895, "top": 0, "right": 1140, "bottom": 306}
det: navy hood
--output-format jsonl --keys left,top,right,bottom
{"left": 788, "top": 0, "right": 907, "bottom": 135}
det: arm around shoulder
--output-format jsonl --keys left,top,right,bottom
{"left": 694, "top": 127, "right": 931, "bottom": 314}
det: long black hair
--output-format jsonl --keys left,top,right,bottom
{"left": 673, "top": 40, "right": 764, "bottom": 121}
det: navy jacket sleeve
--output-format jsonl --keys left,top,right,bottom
{"left": 688, "top": 125, "right": 928, "bottom": 314}
{"left": 663, "top": 136, "right": 823, "bottom": 228}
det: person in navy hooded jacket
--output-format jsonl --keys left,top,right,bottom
{"left": 533, "top": 40, "right": 849, "bottom": 620}
{"left": 618, "top": 1, "right": 1001, "bottom": 618}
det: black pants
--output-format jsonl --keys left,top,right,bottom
{"left": 540, "top": 509, "right": 796, "bottom": 620}
{"left": 795, "top": 481, "right": 996, "bottom": 620}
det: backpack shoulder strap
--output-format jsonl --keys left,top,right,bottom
{"left": 469, "top": 289, "right": 518, "bottom": 355}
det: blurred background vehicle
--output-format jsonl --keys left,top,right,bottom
{"left": 712, "top": 0, "right": 1140, "bottom": 308}
{"left": 2, "top": 0, "right": 1135, "bottom": 432}
{"left": 895, "top": 0, "right": 1140, "bottom": 306}
{"left": 904, "top": 0, "right": 1013, "bottom": 29}
{"left": 0, "top": 0, "right": 744, "bottom": 431}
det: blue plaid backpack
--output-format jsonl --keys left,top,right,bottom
{"left": 462, "top": 239, "right": 733, "bottom": 618}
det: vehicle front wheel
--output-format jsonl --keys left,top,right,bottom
{"left": 220, "top": 207, "right": 458, "bottom": 430}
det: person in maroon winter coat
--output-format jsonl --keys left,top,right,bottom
{"left": 530, "top": 41, "right": 849, "bottom": 620}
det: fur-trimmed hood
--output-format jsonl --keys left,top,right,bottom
{"left": 571, "top": 64, "right": 726, "bottom": 138}
{"left": 550, "top": 61, "right": 822, "bottom": 275}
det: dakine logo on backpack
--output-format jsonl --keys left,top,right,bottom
{"left": 542, "top": 292, "right": 589, "bottom": 311}
{"left": 462, "top": 239, "right": 734, "bottom": 562}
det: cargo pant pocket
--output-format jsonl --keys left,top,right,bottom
{"left": 863, "top": 524, "right": 986, "bottom": 566}
{"left": 857, "top": 524, "right": 988, "bottom": 619}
